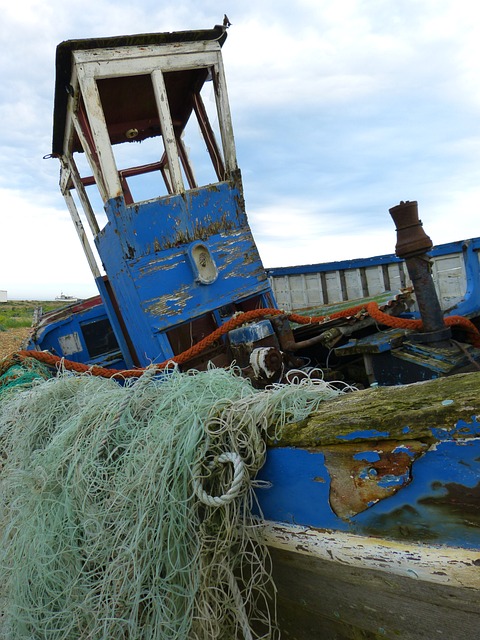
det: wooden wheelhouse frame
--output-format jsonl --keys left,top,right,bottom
{"left": 55, "top": 29, "right": 235, "bottom": 271}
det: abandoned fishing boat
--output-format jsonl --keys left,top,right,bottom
{"left": 1, "top": 22, "right": 479, "bottom": 640}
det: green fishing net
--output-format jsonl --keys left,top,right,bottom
{"left": 0, "top": 364, "right": 342, "bottom": 639}
{"left": 0, "top": 356, "right": 52, "bottom": 397}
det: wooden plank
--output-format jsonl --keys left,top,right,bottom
{"left": 273, "top": 371, "right": 480, "bottom": 447}
{"left": 70, "top": 106, "right": 109, "bottom": 204}
{"left": 364, "top": 265, "right": 384, "bottom": 296}
{"left": 63, "top": 190, "right": 102, "bottom": 280}
{"left": 305, "top": 273, "right": 322, "bottom": 306}
{"left": 75, "top": 74, "right": 122, "bottom": 198}
{"left": 269, "top": 546, "right": 480, "bottom": 640}
{"left": 432, "top": 254, "right": 466, "bottom": 309}
{"left": 344, "top": 268, "right": 364, "bottom": 300}
{"left": 264, "top": 523, "right": 480, "bottom": 589}
{"left": 325, "top": 271, "right": 343, "bottom": 304}
{"left": 211, "top": 60, "right": 238, "bottom": 173}
{"left": 67, "top": 159, "right": 101, "bottom": 236}
{"left": 73, "top": 40, "right": 220, "bottom": 67}
{"left": 151, "top": 69, "right": 184, "bottom": 194}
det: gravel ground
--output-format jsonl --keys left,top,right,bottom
{"left": 0, "top": 328, "right": 31, "bottom": 360}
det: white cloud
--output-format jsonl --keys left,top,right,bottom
{"left": 1, "top": 0, "right": 480, "bottom": 298}
{"left": 0, "top": 188, "right": 98, "bottom": 300}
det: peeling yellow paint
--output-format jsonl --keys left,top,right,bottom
{"left": 145, "top": 284, "right": 194, "bottom": 317}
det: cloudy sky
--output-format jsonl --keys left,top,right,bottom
{"left": 1, "top": 0, "right": 479, "bottom": 299}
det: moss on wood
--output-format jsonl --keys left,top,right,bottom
{"left": 271, "top": 372, "right": 480, "bottom": 447}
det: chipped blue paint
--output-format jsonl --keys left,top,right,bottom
{"left": 430, "top": 415, "right": 480, "bottom": 440}
{"left": 256, "top": 437, "right": 480, "bottom": 548}
{"left": 359, "top": 467, "right": 378, "bottom": 479}
{"left": 352, "top": 438, "right": 480, "bottom": 548}
{"left": 376, "top": 472, "right": 409, "bottom": 488}
{"left": 392, "top": 444, "right": 417, "bottom": 457}
{"left": 255, "top": 448, "right": 343, "bottom": 530}
{"left": 93, "top": 181, "right": 274, "bottom": 367}
{"left": 402, "top": 426, "right": 410, "bottom": 434}
{"left": 336, "top": 429, "right": 390, "bottom": 441}
{"left": 353, "top": 451, "right": 381, "bottom": 462}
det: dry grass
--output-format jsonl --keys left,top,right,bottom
{"left": 0, "top": 327, "right": 31, "bottom": 360}
{"left": 0, "top": 301, "right": 66, "bottom": 361}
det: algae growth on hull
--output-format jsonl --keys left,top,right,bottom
{"left": 274, "top": 372, "right": 480, "bottom": 447}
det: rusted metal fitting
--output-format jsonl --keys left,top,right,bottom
{"left": 389, "top": 200, "right": 433, "bottom": 259}
{"left": 389, "top": 201, "right": 451, "bottom": 344}
{"left": 249, "top": 347, "right": 283, "bottom": 380}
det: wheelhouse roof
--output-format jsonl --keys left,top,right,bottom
{"left": 52, "top": 26, "right": 227, "bottom": 156}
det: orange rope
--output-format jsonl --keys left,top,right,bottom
{"left": 15, "top": 303, "right": 480, "bottom": 378}
{"left": 365, "top": 302, "right": 480, "bottom": 348}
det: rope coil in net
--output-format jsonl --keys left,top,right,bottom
{"left": 0, "top": 364, "right": 343, "bottom": 639}
{"left": 193, "top": 450, "right": 245, "bottom": 507}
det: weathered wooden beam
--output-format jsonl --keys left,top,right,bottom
{"left": 272, "top": 371, "right": 480, "bottom": 447}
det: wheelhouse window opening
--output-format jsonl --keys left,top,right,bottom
{"left": 95, "top": 74, "right": 172, "bottom": 203}
{"left": 80, "top": 318, "right": 120, "bottom": 359}
{"left": 67, "top": 186, "right": 106, "bottom": 278}
{"left": 91, "top": 65, "right": 231, "bottom": 205}
{"left": 173, "top": 67, "right": 226, "bottom": 187}
{"left": 70, "top": 49, "right": 237, "bottom": 206}
{"left": 176, "top": 133, "right": 197, "bottom": 189}
{"left": 112, "top": 136, "right": 172, "bottom": 203}
{"left": 70, "top": 150, "right": 108, "bottom": 231}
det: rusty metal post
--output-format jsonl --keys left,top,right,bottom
{"left": 389, "top": 201, "right": 451, "bottom": 343}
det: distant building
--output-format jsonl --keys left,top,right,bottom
{"left": 0, "top": 290, "right": 7, "bottom": 303}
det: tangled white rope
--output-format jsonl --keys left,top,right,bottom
{"left": 193, "top": 451, "right": 245, "bottom": 507}
{"left": 0, "top": 364, "right": 343, "bottom": 639}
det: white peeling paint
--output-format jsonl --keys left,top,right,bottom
{"left": 263, "top": 521, "right": 480, "bottom": 590}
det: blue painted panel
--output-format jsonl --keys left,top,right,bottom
{"left": 255, "top": 448, "right": 345, "bottom": 530}
{"left": 135, "top": 230, "right": 269, "bottom": 327}
{"left": 28, "top": 301, "right": 127, "bottom": 370}
{"left": 265, "top": 237, "right": 480, "bottom": 277}
{"left": 95, "top": 181, "right": 275, "bottom": 366}
{"left": 100, "top": 182, "right": 247, "bottom": 257}
{"left": 257, "top": 437, "right": 480, "bottom": 548}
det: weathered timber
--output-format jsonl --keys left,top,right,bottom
{"left": 270, "top": 545, "right": 480, "bottom": 640}
{"left": 271, "top": 371, "right": 480, "bottom": 447}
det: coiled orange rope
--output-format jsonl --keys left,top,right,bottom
{"left": 15, "top": 302, "right": 480, "bottom": 378}
{"left": 365, "top": 302, "right": 480, "bottom": 347}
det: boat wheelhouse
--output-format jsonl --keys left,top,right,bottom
{"left": 50, "top": 25, "right": 274, "bottom": 370}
